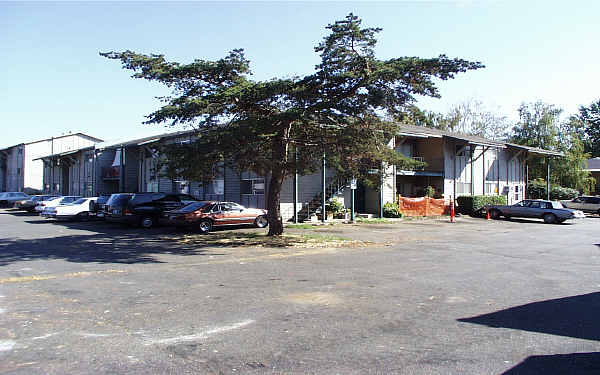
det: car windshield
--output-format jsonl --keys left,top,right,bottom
{"left": 72, "top": 198, "right": 87, "bottom": 205}
{"left": 551, "top": 201, "right": 564, "bottom": 209}
{"left": 106, "top": 194, "right": 132, "bottom": 206}
{"left": 179, "top": 201, "right": 212, "bottom": 213}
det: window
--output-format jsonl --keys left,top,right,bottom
{"left": 529, "top": 201, "right": 541, "bottom": 209}
{"left": 241, "top": 178, "right": 265, "bottom": 195}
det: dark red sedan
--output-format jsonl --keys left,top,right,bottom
{"left": 161, "top": 201, "right": 268, "bottom": 233}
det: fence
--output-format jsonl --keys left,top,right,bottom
{"left": 397, "top": 196, "right": 450, "bottom": 217}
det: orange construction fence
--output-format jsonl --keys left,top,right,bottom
{"left": 397, "top": 196, "right": 451, "bottom": 217}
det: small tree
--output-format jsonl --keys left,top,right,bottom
{"left": 102, "top": 13, "right": 483, "bottom": 235}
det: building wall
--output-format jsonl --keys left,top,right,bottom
{"left": 23, "top": 134, "right": 98, "bottom": 192}
{"left": 2, "top": 146, "right": 24, "bottom": 192}
{"left": 441, "top": 140, "right": 526, "bottom": 204}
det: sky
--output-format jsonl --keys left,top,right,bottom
{"left": 1, "top": 1, "right": 599, "bottom": 149}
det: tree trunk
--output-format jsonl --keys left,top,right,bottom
{"left": 267, "top": 163, "right": 286, "bottom": 236}
{"left": 266, "top": 130, "right": 289, "bottom": 236}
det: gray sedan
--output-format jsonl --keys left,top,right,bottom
{"left": 0, "top": 192, "right": 30, "bottom": 208}
{"left": 487, "top": 199, "right": 585, "bottom": 224}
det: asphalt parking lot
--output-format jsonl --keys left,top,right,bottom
{"left": 1, "top": 209, "right": 599, "bottom": 374}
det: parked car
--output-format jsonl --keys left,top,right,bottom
{"left": 486, "top": 199, "right": 585, "bottom": 224}
{"left": 0, "top": 192, "right": 30, "bottom": 207}
{"left": 41, "top": 197, "right": 97, "bottom": 220}
{"left": 561, "top": 196, "right": 600, "bottom": 215}
{"left": 15, "top": 195, "right": 59, "bottom": 212}
{"left": 105, "top": 192, "right": 199, "bottom": 228}
{"left": 35, "top": 196, "right": 82, "bottom": 213}
{"left": 161, "top": 201, "right": 268, "bottom": 233}
{"left": 91, "top": 194, "right": 112, "bottom": 218}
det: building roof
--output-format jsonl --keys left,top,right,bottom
{"left": 585, "top": 158, "right": 600, "bottom": 171}
{"left": 34, "top": 146, "right": 95, "bottom": 161}
{"left": 95, "top": 129, "right": 195, "bottom": 150}
{"left": 396, "top": 124, "right": 563, "bottom": 156}
{"left": 0, "top": 132, "right": 103, "bottom": 152}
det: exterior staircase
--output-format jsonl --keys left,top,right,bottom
{"left": 292, "top": 177, "right": 348, "bottom": 222}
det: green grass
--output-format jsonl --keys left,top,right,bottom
{"left": 286, "top": 223, "right": 317, "bottom": 229}
{"left": 356, "top": 218, "right": 395, "bottom": 224}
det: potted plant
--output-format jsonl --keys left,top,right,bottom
{"left": 328, "top": 199, "right": 345, "bottom": 219}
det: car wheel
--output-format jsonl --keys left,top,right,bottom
{"left": 543, "top": 213, "right": 557, "bottom": 224}
{"left": 254, "top": 215, "right": 269, "bottom": 228}
{"left": 77, "top": 212, "right": 90, "bottom": 222}
{"left": 198, "top": 219, "right": 213, "bottom": 234}
{"left": 140, "top": 216, "right": 155, "bottom": 229}
{"left": 489, "top": 209, "right": 501, "bottom": 219}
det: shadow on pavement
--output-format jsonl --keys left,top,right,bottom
{"left": 499, "top": 218, "right": 575, "bottom": 225}
{"left": 501, "top": 352, "right": 600, "bottom": 375}
{"left": 458, "top": 292, "right": 600, "bottom": 341}
{"left": 0, "top": 209, "right": 271, "bottom": 266}
{"left": 0, "top": 231, "right": 226, "bottom": 266}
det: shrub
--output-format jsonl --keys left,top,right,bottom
{"left": 456, "top": 195, "right": 507, "bottom": 216}
{"left": 424, "top": 186, "right": 435, "bottom": 197}
{"left": 527, "top": 179, "right": 578, "bottom": 200}
{"left": 383, "top": 202, "right": 403, "bottom": 218}
{"left": 550, "top": 185, "right": 578, "bottom": 200}
{"left": 327, "top": 199, "right": 345, "bottom": 214}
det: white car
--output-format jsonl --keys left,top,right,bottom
{"left": 36, "top": 196, "right": 81, "bottom": 213}
{"left": 41, "top": 197, "right": 97, "bottom": 220}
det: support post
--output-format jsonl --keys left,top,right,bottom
{"left": 293, "top": 149, "right": 298, "bottom": 223}
{"left": 321, "top": 152, "right": 326, "bottom": 223}
{"left": 379, "top": 163, "right": 384, "bottom": 218}
{"left": 525, "top": 161, "right": 529, "bottom": 199}
{"left": 119, "top": 146, "right": 125, "bottom": 192}
{"left": 351, "top": 186, "right": 355, "bottom": 222}
{"left": 546, "top": 157, "right": 550, "bottom": 200}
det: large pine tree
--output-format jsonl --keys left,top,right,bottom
{"left": 102, "top": 14, "right": 483, "bottom": 235}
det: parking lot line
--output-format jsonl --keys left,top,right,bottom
{"left": 144, "top": 319, "right": 255, "bottom": 345}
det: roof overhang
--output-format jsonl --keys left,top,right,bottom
{"left": 397, "top": 132, "right": 442, "bottom": 139}
{"left": 506, "top": 143, "right": 563, "bottom": 157}
{"left": 444, "top": 135, "right": 505, "bottom": 149}
{"left": 34, "top": 146, "right": 93, "bottom": 161}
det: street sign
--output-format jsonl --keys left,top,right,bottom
{"left": 350, "top": 178, "right": 357, "bottom": 190}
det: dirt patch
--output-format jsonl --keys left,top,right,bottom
{"left": 161, "top": 232, "right": 373, "bottom": 249}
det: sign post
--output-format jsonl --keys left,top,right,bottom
{"left": 350, "top": 178, "right": 357, "bottom": 222}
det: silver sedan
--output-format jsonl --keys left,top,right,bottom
{"left": 486, "top": 199, "right": 585, "bottom": 224}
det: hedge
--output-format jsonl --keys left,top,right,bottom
{"left": 527, "top": 179, "right": 578, "bottom": 200}
{"left": 456, "top": 195, "right": 507, "bottom": 216}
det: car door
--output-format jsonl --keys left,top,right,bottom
{"left": 225, "top": 203, "right": 255, "bottom": 224}
{"left": 210, "top": 204, "right": 228, "bottom": 226}
{"left": 526, "top": 200, "right": 544, "bottom": 218}
{"left": 506, "top": 200, "right": 528, "bottom": 217}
